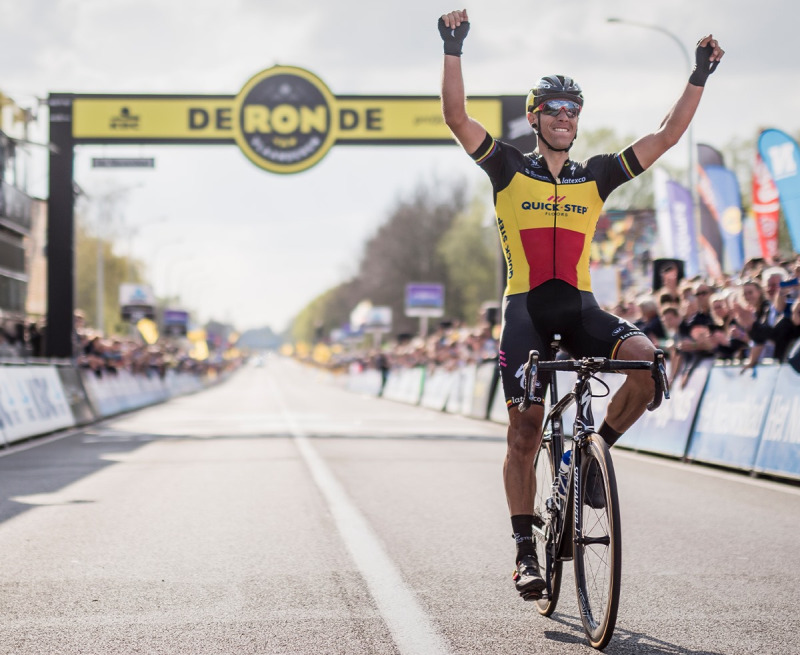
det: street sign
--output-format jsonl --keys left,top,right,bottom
{"left": 91, "top": 157, "right": 155, "bottom": 168}
{"left": 405, "top": 283, "right": 445, "bottom": 318}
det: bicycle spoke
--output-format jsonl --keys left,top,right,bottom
{"left": 573, "top": 436, "right": 621, "bottom": 649}
{"left": 532, "top": 442, "right": 562, "bottom": 616}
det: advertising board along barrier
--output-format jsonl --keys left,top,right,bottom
{"left": 0, "top": 365, "right": 75, "bottom": 444}
{"left": 687, "top": 363, "right": 780, "bottom": 470}
{"left": 622, "top": 358, "right": 712, "bottom": 457}
{"left": 753, "top": 364, "right": 800, "bottom": 480}
{"left": 420, "top": 367, "right": 457, "bottom": 411}
{"left": 56, "top": 366, "right": 96, "bottom": 425}
{"left": 382, "top": 367, "right": 425, "bottom": 405}
{"left": 445, "top": 364, "right": 478, "bottom": 415}
{"left": 464, "top": 361, "right": 497, "bottom": 420}
{"left": 345, "top": 365, "right": 384, "bottom": 397}
{"left": 80, "top": 369, "right": 170, "bottom": 418}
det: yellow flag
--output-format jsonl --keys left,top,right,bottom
{"left": 187, "top": 328, "right": 209, "bottom": 361}
{"left": 137, "top": 318, "right": 159, "bottom": 345}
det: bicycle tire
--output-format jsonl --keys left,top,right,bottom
{"left": 532, "top": 439, "right": 563, "bottom": 616}
{"left": 573, "top": 434, "right": 621, "bottom": 650}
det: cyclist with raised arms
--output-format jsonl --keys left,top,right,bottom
{"left": 438, "top": 8, "right": 724, "bottom": 599}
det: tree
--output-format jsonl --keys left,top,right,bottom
{"left": 438, "top": 189, "right": 500, "bottom": 322}
{"left": 75, "top": 221, "right": 145, "bottom": 335}
{"left": 288, "top": 180, "right": 468, "bottom": 340}
{"left": 350, "top": 182, "right": 467, "bottom": 337}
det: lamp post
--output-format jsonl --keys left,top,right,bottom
{"left": 606, "top": 18, "right": 696, "bottom": 210}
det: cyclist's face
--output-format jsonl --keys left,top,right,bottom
{"left": 530, "top": 107, "right": 578, "bottom": 149}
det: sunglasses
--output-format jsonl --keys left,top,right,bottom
{"left": 535, "top": 99, "right": 581, "bottom": 118}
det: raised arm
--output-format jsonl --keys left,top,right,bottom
{"left": 630, "top": 35, "right": 725, "bottom": 170}
{"left": 439, "top": 9, "right": 487, "bottom": 154}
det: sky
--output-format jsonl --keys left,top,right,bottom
{"left": 2, "top": 0, "right": 799, "bottom": 332}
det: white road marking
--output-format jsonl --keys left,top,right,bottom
{"left": 268, "top": 376, "right": 450, "bottom": 655}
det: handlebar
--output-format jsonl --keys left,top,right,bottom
{"left": 518, "top": 349, "right": 670, "bottom": 414}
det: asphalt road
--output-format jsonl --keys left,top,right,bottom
{"left": 0, "top": 356, "right": 798, "bottom": 654}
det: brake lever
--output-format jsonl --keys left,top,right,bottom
{"left": 646, "top": 349, "right": 670, "bottom": 411}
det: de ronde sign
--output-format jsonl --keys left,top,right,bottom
{"left": 46, "top": 67, "right": 526, "bottom": 358}
{"left": 68, "top": 65, "right": 508, "bottom": 174}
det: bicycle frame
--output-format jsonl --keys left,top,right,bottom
{"left": 527, "top": 345, "right": 668, "bottom": 590}
{"left": 540, "top": 368, "right": 597, "bottom": 566}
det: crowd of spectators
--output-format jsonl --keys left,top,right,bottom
{"left": 336, "top": 318, "right": 500, "bottom": 379}
{"left": 0, "top": 318, "right": 44, "bottom": 359}
{"left": 71, "top": 311, "right": 224, "bottom": 379}
{"left": 0, "top": 309, "right": 232, "bottom": 380}
{"left": 629, "top": 256, "right": 800, "bottom": 384}
{"left": 334, "top": 255, "right": 800, "bottom": 385}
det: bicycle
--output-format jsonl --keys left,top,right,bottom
{"left": 519, "top": 336, "right": 669, "bottom": 650}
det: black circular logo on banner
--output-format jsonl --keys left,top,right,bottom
{"left": 234, "top": 66, "right": 337, "bottom": 174}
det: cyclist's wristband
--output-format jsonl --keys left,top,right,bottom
{"left": 688, "top": 41, "right": 719, "bottom": 87}
{"left": 438, "top": 17, "right": 470, "bottom": 56}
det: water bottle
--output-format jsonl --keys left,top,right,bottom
{"left": 551, "top": 450, "right": 571, "bottom": 510}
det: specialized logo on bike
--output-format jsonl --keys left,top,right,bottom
{"left": 234, "top": 66, "right": 337, "bottom": 174}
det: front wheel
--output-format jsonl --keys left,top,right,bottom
{"left": 573, "top": 434, "right": 621, "bottom": 650}
{"left": 532, "top": 439, "right": 563, "bottom": 616}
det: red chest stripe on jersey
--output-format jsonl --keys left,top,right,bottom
{"left": 520, "top": 227, "right": 586, "bottom": 290}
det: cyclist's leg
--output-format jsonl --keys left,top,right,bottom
{"left": 603, "top": 334, "right": 657, "bottom": 440}
{"left": 499, "top": 293, "right": 549, "bottom": 596}
{"left": 573, "top": 294, "right": 655, "bottom": 446}
{"left": 498, "top": 292, "right": 549, "bottom": 516}
{"left": 505, "top": 405, "right": 545, "bottom": 514}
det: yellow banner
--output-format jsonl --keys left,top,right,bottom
{"left": 72, "top": 96, "right": 503, "bottom": 143}
{"left": 333, "top": 98, "right": 502, "bottom": 141}
{"left": 72, "top": 98, "right": 236, "bottom": 140}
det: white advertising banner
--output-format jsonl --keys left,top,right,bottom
{"left": 0, "top": 366, "right": 75, "bottom": 444}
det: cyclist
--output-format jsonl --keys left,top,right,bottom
{"left": 437, "top": 8, "right": 724, "bottom": 600}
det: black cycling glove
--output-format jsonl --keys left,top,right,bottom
{"left": 688, "top": 40, "right": 720, "bottom": 87}
{"left": 438, "top": 17, "right": 470, "bottom": 56}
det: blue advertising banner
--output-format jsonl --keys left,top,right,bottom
{"left": 703, "top": 166, "right": 745, "bottom": 273}
{"left": 623, "top": 359, "right": 712, "bottom": 457}
{"left": 687, "top": 364, "right": 780, "bottom": 469}
{"left": 654, "top": 169, "right": 700, "bottom": 276}
{"left": 754, "top": 365, "right": 800, "bottom": 479}
{"left": 758, "top": 129, "right": 800, "bottom": 252}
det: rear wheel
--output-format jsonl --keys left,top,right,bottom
{"left": 573, "top": 434, "right": 621, "bottom": 650}
{"left": 532, "top": 437, "right": 563, "bottom": 616}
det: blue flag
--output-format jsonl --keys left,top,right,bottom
{"left": 653, "top": 168, "right": 700, "bottom": 276}
{"left": 758, "top": 129, "right": 800, "bottom": 253}
{"left": 703, "top": 165, "right": 745, "bottom": 272}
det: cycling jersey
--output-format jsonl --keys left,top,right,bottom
{"left": 470, "top": 133, "right": 645, "bottom": 295}
{"left": 472, "top": 134, "right": 647, "bottom": 408}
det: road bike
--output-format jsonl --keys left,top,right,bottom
{"left": 520, "top": 336, "right": 669, "bottom": 650}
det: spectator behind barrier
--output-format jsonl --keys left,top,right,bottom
{"left": 635, "top": 297, "right": 666, "bottom": 346}
{"left": 710, "top": 291, "right": 749, "bottom": 360}
{"left": 733, "top": 279, "right": 774, "bottom": 373}
{"left": 321, "top": 257, "right": 800, "bottom": 381}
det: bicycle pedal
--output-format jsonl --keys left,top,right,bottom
{"left": 521, "top": 590, "right": 543, "bottom": 601}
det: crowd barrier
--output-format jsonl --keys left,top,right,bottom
{"left": 346, "top": 358, "right": 800, "bottom": 481}
{"left": 0, "top": 363, "right": 214, "bottom": 446}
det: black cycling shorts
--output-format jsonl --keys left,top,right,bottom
{"left": 498, "top": 279, "right": 645, "bottom": 409}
